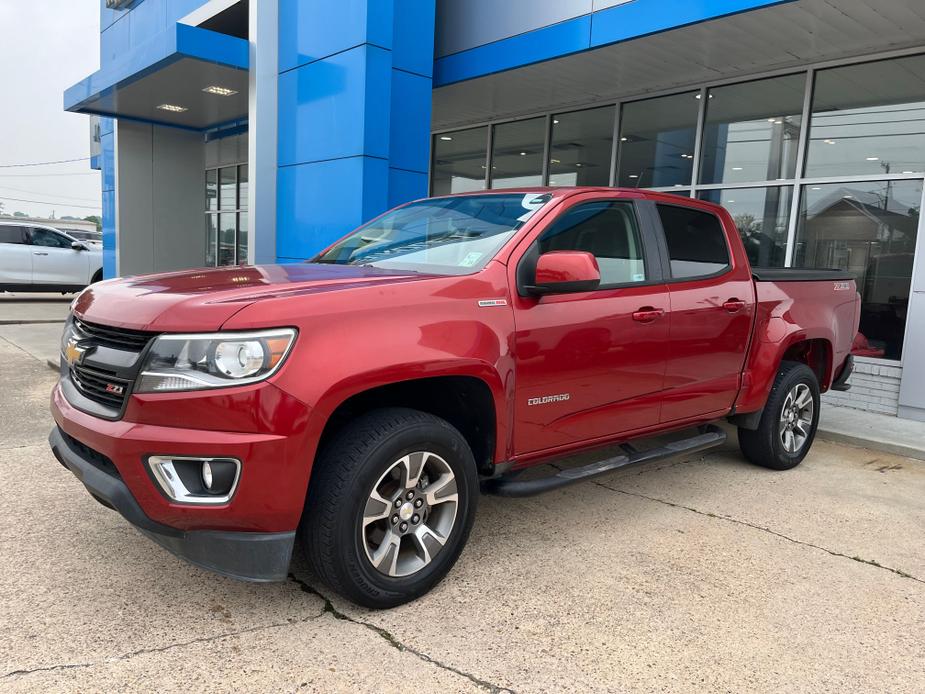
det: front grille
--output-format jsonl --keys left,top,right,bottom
{"left": 60, "top": 428, "right": 121, "bottom": 479}
{"left": 74, "top": 317, "right": 156, "bottom": 351}
{"left": 71, "top": 364, "right": 130, "bottom": 410}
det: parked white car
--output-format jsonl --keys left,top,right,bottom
{"left": 0, "top": 221, "right": 103, "bottom": 293}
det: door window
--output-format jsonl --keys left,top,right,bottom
{"left": 0, "top": 226, "right": 26, "bottom": 244}
{"left": 656, "top": 205, "right": 730, "bottom": 279}
{"left": 538, "top": 201, "right": 647, "bottom": 287}
{"left": 29, "top": 228, "right": 72, "bottom": 249}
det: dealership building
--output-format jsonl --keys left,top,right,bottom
{"left": 68, "top": 0, "right": 925, "bottom": 420}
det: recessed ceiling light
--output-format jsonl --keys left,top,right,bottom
{"left": 520, "top": 152, "right": 527, "bottom": 156}
{"left": 732, "top": 167, "right": 743, "bottom": 171}
{"left": 866, "top": 156, "right": 880, "bottom": 161}
{"left": 440, "top": 135, "right": 453, "bottom": 141}
{"left": 553, "top": 119, "right": 559, "bottom": 124}
{"left": 812, "top": 187, "right": 821, "bottom": 190}
{"left": 774, "top": 120, "right": 783, "bottom": 124}
{"left": 157, "top": 104, "right": 188, "bottom": 113}
{"left": 727, "top": 200, "right": 736, "bottom": 203}
{"left": 823, "top": 139, "right": 836, "bottom": 145}
{"left": 844, "top": 195, "right": 854, "bottom": 199}
{"left": 550, "top": 159, "right": 561, "bottom": 164}
{"left": 620, "top": 137, "right": 628, "bottom": 142}
{"left": 629, "top": 174, "right": 639, "bottom": 179}
{"left": 202, "top": 85, "right": 238, "bottom": 96}
{"left": 767, "top": 118, "right": 777, "bottom": 122}
{"left": 903, "top": 170, "right": 915, "bottom": 174}
{"left": 575, "top": 163, "right": 583, "bottom": 167}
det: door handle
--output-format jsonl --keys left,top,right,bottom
{"left": 723, "top": 298, "right": 746, "bottom": 313}
{"left": 632, "top": 307, "right": 665, "bottom": 323}
{"left": 33, "top": 251, "right": 48, "bottom": 256}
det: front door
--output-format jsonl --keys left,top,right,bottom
{"left": 28, "top": 227, "right": 88, "bottom": 285}
{"left": 512, "top": 197, "right": 670, "bottom": 456}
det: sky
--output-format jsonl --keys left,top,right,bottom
{"left": 0, "top": 1, "right": 101, "bottom": 220}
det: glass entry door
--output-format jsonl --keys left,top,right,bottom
{"left": 205, "top": 164, "right": 248, "bottom": 266}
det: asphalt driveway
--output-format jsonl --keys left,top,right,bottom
{"left": 1, "top": 334, "right": 923, "bottom": 693}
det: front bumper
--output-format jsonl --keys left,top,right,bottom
{"left": 49, "top": 426, "right": 294, "bottom": 582}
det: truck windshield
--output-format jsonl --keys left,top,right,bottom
{"left": 314, "top": 193, "right": 551, "bottom": 274}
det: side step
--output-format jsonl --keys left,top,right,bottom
{"left": 483, "top": 425, "right": 727, "bottom": 498}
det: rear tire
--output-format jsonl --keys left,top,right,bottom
{"left": 91, "top": 269, "right": 103, "bottom": 284}
{"left": 299, "top": 407, "right": 479, "bottom": 608}
{"left": 738, "top": 361, "right": 820, "bottom": 470}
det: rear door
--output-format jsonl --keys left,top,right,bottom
{"left": 0, "top": 225, "right": 33, "bottom": 285}
{"left": 646, "top": 201, "right": 755, "bottom": 422}
{"left": 512, "top": 195, "right": 670, "bottom": 455}
{"left": 28, "top": 227, "right": 88, "bottom": 286}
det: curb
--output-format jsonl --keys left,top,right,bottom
{"left": 816, "top": 428, "right": 925, "bottom": 462}
{"left": 0, "top": 319, "right": 67, "bottom": 326}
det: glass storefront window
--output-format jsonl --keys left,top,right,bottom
{"left": 205, "top": 214, "right": 217, "bottom": 267}
{"left": 238, "top": 164, "right": 248, "bottom": 209}
{"left": 617, "top": 91, "right": 699, "bottom": 188}
{"left": 794, "top": 179, "right": 921, "bottom": 359}
{"left": 219, "top": 166, "right": 236, "bottom": 210}
{"left": 218, "top": 213, "right": 236, "bottom": 266}
{"left": 237, "top": 212, "right": 248, "bottom": 265}
{"left": 490, "top": 117, "right": 545, "bottom": 188}
{"left": 700, "top": 74, "right": 805, "bottom": 185}
{"left": 548, "top": 106, "right": 615, "bottom": 187}
{"left": 431, "top": 126, "right": 488, "bottom": 196}
{"left": 806, "top": 55, "right": 925, "bottom": 178}
{"left": 206, "top": 170, "right": 218, "bottom": 212}
{"left": 699, "top": 187, "right": 792, "bottom": 267}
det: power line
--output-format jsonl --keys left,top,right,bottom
{"left": 0, "top": 172, "right": 99, "bottom": 178}
{"left": 0, "top": 196, "right": 101, "bottom": 210}
{"left": 0, "top": 157, "right": 91, "bottom": 169}
{"left": 0, "top": 184, "right": 100, "bottom": 204}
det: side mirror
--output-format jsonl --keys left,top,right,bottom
{"left": 71, "top": 241, "right": 88, "bottom": 251}
{"left": 527, "top": 251, "right": 601, "bottom": 295}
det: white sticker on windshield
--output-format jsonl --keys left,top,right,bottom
{"left": 517, "top": 194, "right": 549, "bottom": 222}
{"left": 460, "top": 252, "right": 483, "bottom": 267}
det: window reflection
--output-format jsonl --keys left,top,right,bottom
{"left": 617, "top": 92, "right": 699, "bottom": 188}
{"left": 219, "top": 166, "right": 236, "bottom": 211}
{"left": 548, "top": 106, "right": 614, "bottom": 187}
{"left": 431, "top": 126, "right": 488, "bottom": 195}
{"left": 806, "top": 55, "right": 925, "bottom": 178}
{"left": 491, "top": 117, "right": 545, "bottom": 188}
{"left": 699, "top": 187, "right": 792, "bottom": 267}
{"left": 794, "top": 180, "right": 921, "bottom": 359}
{"left": 700, "top": 75, "right": 804, "bottom": 184}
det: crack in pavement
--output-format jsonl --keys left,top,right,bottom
{"left": 288, "top": 573, "right": 515, "bottom": 693}
{"left": 594, "top": 480, "right": 925, "bottom": 585}
{"left": 2, "top": 610, "right": 327, "bottom": 681}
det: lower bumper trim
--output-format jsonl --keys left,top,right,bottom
{"left": 49, "top": 426, "right": 295, "bottom": 582}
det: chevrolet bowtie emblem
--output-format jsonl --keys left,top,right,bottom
{"left": 64, "top": 337, "right": 90, "bottom": 367}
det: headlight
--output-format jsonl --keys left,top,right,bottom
{"left": 136, "top": 328, "right": 297, "bottom": 393}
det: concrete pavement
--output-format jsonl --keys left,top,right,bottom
{"left": 1, "top": 340, "right": 923, "bottom": 692}
{"left": 0, "top": 292, "right": 72, "bottom": 324}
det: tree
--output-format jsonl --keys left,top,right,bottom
{"left": 83, "top": 215, "right": 102, "bottom": 231}
{"left": 13, "top": 211, "right": 27, "bottom": 217}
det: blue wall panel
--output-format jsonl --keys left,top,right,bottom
{"left": 278, "top": 0, "right": 394, "bottom": 73}
{"left": 276, "top": 157, "right": 389, "bottom": 261}
{"left": 387, "top": 69, "right": 431, "bottom": 174}
{"left": 277, "top": 45, "right": 392, "bottom": 166}
{"left": 274, "top": 0, "right": 435, "bottom": 262}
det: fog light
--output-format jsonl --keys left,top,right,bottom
{"left": 147, "top": 456, "right": 241, "bottom": 505}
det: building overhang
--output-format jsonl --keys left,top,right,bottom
{"left": 64, "top": 23, "right": 248, "bottom": 131}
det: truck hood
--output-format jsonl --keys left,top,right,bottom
{"left": 72, "top": 263, "right": 432, "bottom": 332}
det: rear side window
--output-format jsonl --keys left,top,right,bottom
{"left": 538, "top": 201, "right": 646, "bottom": 286}
{"left": 656, "top": 204, "right": 730, "bottom": 279}
{"left": 0, "top": 226, "right": 26, "bottom": 244}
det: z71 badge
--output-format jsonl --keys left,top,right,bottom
{"left": 833, "top": 281, "right": 851, "bottom": 291}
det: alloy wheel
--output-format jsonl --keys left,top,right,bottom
{"left": 361, "top": 451, "right": 459, "bottom": 577}
{"left": 779, "top": 383, "right": 814, "bottom": 454}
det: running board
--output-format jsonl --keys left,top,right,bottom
{"left": 483, "top": 425, "right": 727, "bottom": 498}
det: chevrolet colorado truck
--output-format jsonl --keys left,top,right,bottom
{"left": 49, "top": 188, "right": 859, "bottom": 608}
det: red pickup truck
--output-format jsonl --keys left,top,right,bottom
{"left": 49, "top": 188, "right": 859, "bottom": 607}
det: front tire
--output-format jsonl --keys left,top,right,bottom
{"left": 738, "top": 361, "right": 820, "bottom": 470}
{"left": 299, "top": 408, "right": 479, "bottom": 608}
